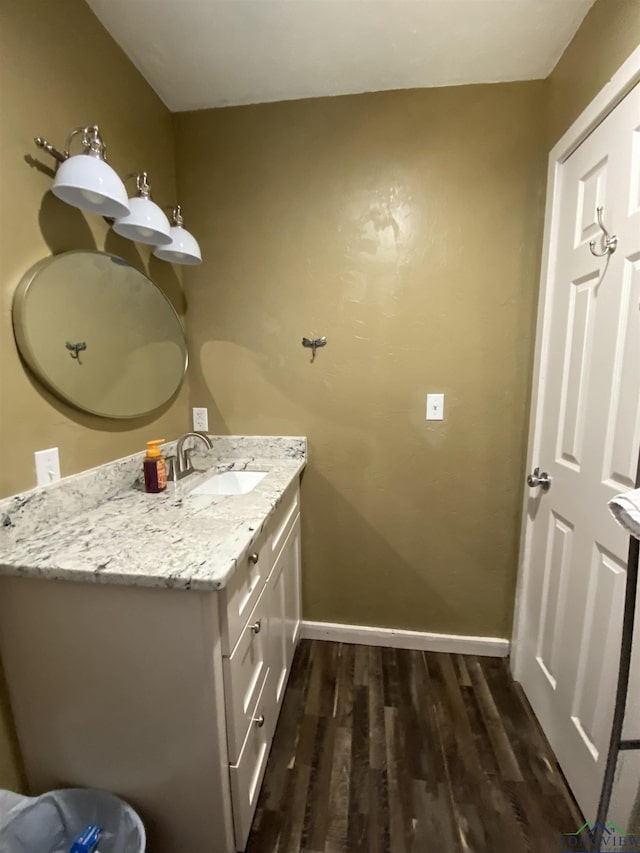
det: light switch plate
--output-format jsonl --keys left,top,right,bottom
{"left": 426, "top": 393, "right": 445, "bottom": 421}
{"left": 192, "top": 407, "right": 209, "bottom": 432}
{"left": 34, "top": 447, "right": 61, "bottom": 486}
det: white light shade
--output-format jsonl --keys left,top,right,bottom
{"left": 52, "top": 154, "right": 130, "bottom": 218}
{"left": 112, "top": 197, "right": 172, "bottom": 245}
{"left": 153, "top": 225, "right": 202, "bottom": 265}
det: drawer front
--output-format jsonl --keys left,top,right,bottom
{"left": 229, "top": 669, "right": 274, "bottom": 852}
{"left": 268, "top": 484, "right": 300, "bottom": 567}
{"left": 220, "top": 530, "right": 270, "bottom": 656}
{"left": 223, "top": 584, "right": 270, "bottom": 764}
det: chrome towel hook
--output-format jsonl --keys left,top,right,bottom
{"left": 302, "top": 336, "right": 327, "bottom": 363}
{"left": 66, "top": 341, "right": 87, "bottom": 363}
{"left": 589, "top": 205, "right": 618, "bottom": 257}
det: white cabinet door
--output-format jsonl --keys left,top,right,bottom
{"left": 269, "top": 514, "right": 301, "bottom": 711}
{"left": 285, "top": 516, "right": 302, "bottom": 654}
{"left": 228, "top": 669, "right": 272, "bottom": 851}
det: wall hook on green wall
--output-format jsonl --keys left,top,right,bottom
{"left": 302, "top": 337, "right": 327, "bottom": 363}
{"left": 66, "top": 341, "right": 87, "bottom": 364}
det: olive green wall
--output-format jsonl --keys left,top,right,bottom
{"left": 1, "top": 0, "right": 637, "bottom": 797}
{"left": 0, "top": 0, "right": 189, "bottom": 502}
{"left": 0, "top": 0, "right": 188, "bottom": 791}
{"left": 174, "top": 82, "right": 548, "bottom": 638}
{"left": 0, "top": 656, "right": 21, "bottom": 794}
{"left": 173, "top": 0, "right": 640, "bottom": 645}
{"left": 546, "top": 0, "right": 640, "bottom": 145}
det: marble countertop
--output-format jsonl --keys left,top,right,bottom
{"left": 0, "top": 437, "right": 306, "bottom": 591}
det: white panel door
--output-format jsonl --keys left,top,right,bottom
{"left": 517, "top": 83, "right": 640, "bottom": 819}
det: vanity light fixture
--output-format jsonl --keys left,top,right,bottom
{"left": 112, "top": 172, "right": 172, "bottom": 246}
{"left": 34, "top": 125, "right": 130, "bottom": 218}
{"left": 152, "top": 206, "right": 202, "bottom": 265}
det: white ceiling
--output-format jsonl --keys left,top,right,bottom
{"left": 86, "top": 0, "right": 595, "bottom": 112}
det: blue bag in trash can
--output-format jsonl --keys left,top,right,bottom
{"left": 0, "top": 788, "right": 145, "bottom": 853}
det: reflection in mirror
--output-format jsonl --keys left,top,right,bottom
{"left": 13, "top": 251, "right": 188, "bottom": 419}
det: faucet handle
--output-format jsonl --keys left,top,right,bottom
{"left": 175, "top": 432, "right": 214, "bottom": 479}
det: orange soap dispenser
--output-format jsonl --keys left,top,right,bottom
{"left": 143, "top": 439, "right": 167, "bottom": 493}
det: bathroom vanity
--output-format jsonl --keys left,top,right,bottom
{"left": 0, "top": 436, "right": 305, "bottom": 853}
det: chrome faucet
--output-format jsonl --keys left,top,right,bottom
{"left": 171, "top": 432, "right": 214, "bottom": 480}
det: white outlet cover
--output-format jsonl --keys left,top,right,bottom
{"left": 34, "top": 447, "right": 61, "bottom": 486}
{"left": 426, "top": 393, "right": 445, "bottom": 421}
{"left": 192, "top": 407, "right": 209, "bottom": 432}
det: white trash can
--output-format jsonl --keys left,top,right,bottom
{"left": 0, "top": 788, "right": 145, "bottom": 853}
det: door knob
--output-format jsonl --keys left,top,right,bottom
{"left": 527, "top": 467, "right": 552, "bottom": 491}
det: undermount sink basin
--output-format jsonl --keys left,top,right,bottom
{"left": 189, "top": 470, "right": 267, "bottom": 496}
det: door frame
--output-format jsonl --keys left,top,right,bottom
{"left": 511, "top": 45, "right": 640, "bottom": 681}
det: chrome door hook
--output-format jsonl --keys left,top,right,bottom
{"left": 589, "top": 206, "right": 618, "bottom": 257}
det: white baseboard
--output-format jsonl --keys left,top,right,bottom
{"left": 300, "top": 620, "right": 510, "bottom": 658}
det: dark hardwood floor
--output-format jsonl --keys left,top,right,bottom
{"left": 246, "top": 639, "right": 583, "bottom": 853}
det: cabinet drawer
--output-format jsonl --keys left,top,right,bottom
{"left": 229, "top": 669, "right": 274, "bottom": 852}
{"left": 220, "top": 529, "right": 270, "bottom": 656}
{"left": 223, "top": 583, "right": 269, "bottom": 764}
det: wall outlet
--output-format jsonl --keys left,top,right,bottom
{"left": 426, "top": 393, "right": 445, "bottom": 421}
{"left": 192, "top": 407, "right": 209, "bottom": 432}
{"left": 34, "top": 447, "right": 61, "bottom": 486}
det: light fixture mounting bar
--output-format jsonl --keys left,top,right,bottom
{"left": 34, "top": 137, "right": 68, "bottom": 164}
